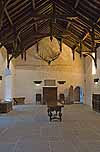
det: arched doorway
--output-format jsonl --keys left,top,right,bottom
{"left": 74, "top": 86, "right": 83, "bottom": 104}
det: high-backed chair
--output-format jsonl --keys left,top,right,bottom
{"left": 59, "top": 93, "right": 65, "bottom": 104}
{"left": 36, "top": 93, "right": 42, "bottom": 104}
{"left": 68, "top": 85, "right": 74, "bottom": 104}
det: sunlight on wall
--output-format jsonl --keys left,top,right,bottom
{"left": 4, "top": 60, "right": 13, "bottom": 101}
{"left": 92, "top": 53, "right": 96, "bottom": 75}
{"left": 4, "top": 74, "right": 12, "bottom": 101}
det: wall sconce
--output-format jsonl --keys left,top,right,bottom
{"left": 57, "top": 81, "right": 66, "bottom": 84}
{"left": 34, "top": 81, "right": 42, "bottom": 86}
{"left": 0, "top": 75, "right": 2, "bottom": 84}
{"left": 94, "top": 78, "right": 99, "bottom": 85}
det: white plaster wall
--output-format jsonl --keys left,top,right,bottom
{"left": 14, "top": 69, "right": 37, "bottom": 103}
{"left": 0, "top": 46, "right": 7, "bottom": 99}
{"left": 14, "top": 40, "right": 85, "bottom": 104}
{"left": 84, "top": 56, "right": 92, "bottom": 106}
{"left": 0, "top": 46, "right": 15, "bottom": 101}
{"left": 3, "top": 61, "right": 15, "bottom": 101}
{"left": 84, "top": 47, "right": 100, "bottom": 106}
{"left": 92, "top": 47, "right": 100, "bottom": 94}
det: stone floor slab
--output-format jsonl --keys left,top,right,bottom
{"left": 0, "top": 104, "right": 100, "bottom": 152}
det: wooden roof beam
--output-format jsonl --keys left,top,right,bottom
{"left": 4, "top": 7, "right": 13, "bottom": 26}
{"left": 74, "top": 0, "right": 80, "bottom": 9}
{"left": 32, "top": 13, "right": 77, "bottom": 19}
{"left": 0, "top": 18, "right": 42, "bottom": 41}
{"left": 32, "top": 0, "right": 37, "bottom": 32}
{"left": 73, "top": 17, "right": 100, "bottom": 52}
{"left": 0, "top": 0, "right": 11, "bottom": 29}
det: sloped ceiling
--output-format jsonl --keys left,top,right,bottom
{"left": 0, "top": 0, "right": 100, "bottom": 62}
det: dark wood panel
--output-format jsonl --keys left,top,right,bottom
{"left": 0, "top": 101, "right": 12, "bottom": 113}
{"left": 92, "top": 94, "right": 100, "bottom": 113}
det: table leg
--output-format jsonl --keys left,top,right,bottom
{"left": 59, "top": 111, "right": 62, "bottom": 121}
{"left": 47, "top": 106, "right": 63, "bottom": 122}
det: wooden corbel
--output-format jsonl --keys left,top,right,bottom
{"left": 20, "top": 46, "right": 25, "bottom": 60}
{"left": 79, "top": 40, "right": 82, "bottom": 58}
{"left": 59, "top": 38, "right": 62, "bottom": 52}
{"left": 95, "top": 48, "right": 97, "bottom": 68}
{"left": 20, "top": 43, "right": 24, "bottom": 60}
{"left": 56, "top": 36, "right": 63, "bottom": 52}
{"left": 7, "top": 52, "right": 13, "bottom": 69}
{"left": 72, "top": 49, "right": 75, "bottom": 60}
{"left": 36, "top": 41, "right": 39, "bottom": 53}
{"left": 85, "top": 51, "right": 97, "bottom": 69}
{"left": 21, "top": 47, "right": 25, "bottom": 60}
{"left": 24, "top": 51, "right": 26, "bottom": 61}
{"left": 21, "top": 52, "right": 23, "bottom": 59}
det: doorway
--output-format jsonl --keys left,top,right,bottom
{"left": 74, "top": 86, "right": 83, "bottom": 104}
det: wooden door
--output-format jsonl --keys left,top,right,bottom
{"left": 43, "top": 87, "right": 57, "bottom": 104}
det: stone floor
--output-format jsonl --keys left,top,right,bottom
{"left": 0, "top": 104, "right": 100, "bottom": 152}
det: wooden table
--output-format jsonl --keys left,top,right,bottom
{"left": 47, "top": 101, "right": 64, "bottom": 121}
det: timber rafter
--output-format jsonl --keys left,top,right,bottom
{"left": 0, "top": 0, "right": 100, "bottom": 66}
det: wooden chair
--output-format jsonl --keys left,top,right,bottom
{"left": 68, "top": 85, "right": 74, "bottom": 104}
{"left": 59, "top": 93, "right": 65, "bottom": 104}
{"left": 36, "top": 94, "right": 42, "bottom": 104}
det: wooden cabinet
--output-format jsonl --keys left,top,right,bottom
{"left": 0, "top": 101, "right": 12, "bottom": 113}
{"left": 92, "top": 94, "right": 100, "bottom": 112}
{"left": 43, "top": 87, "right": 57, "bottom": 104}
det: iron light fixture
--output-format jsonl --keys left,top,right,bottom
{"left": 34, "top": 81, "right": 42, "bottom": 86}
{"left": 94, "top": 78, "right": 99, "bottom": 84}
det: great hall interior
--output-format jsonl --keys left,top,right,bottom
{"left": 0, "top": 0, "right": 100, "bottom": 151}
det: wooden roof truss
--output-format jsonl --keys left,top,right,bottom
{"left": 0, "top": 0, "right": 100, "bottom": 67}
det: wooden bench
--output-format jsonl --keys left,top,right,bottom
{"left": 47, "top": 101, "right": 64, "bottom": 121}
{"left": 13, "top": 97, "right": 25, "bottom": 105}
